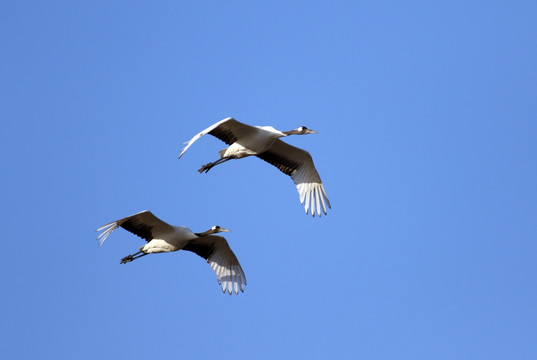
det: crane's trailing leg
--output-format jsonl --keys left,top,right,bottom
{"left": 120, "top": 251, "right": 148, "bottom": 264}
{"left": 198, "top": 157, "right": 232, "bottom": 173}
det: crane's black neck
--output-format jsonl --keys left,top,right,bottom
{"left": 281, "top": 129, "right": 298, "bottom": 135}
{"left": 194, "top": 229, "right": 213, "bottom": 237}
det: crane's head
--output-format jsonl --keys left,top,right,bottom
{"left": 210, "top": 225, "right": 230, "bottom": 233}
{"left": 195, "top": 225, "right": 230, "bottom": 237}
{"left": 283, "top": 126, "right": 318, "bottom": 136}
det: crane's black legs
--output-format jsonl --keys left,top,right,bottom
{"left": 120, "top": 251, "right": 148, "bottom": 264}
{"left": 198, "top": 157, "right": 232, "bottom": 173}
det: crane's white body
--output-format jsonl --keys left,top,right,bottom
{"left": 97, "top": 210, "right": 247, "bottom": 295}
{"left": 219, "top": 126, "right": 285, "bottom": 159}
{"left": 139, "top": 226, "right": 194, "bottom": 253}
{"left": 179, "top": 117, "right": 331, "bottom": 217}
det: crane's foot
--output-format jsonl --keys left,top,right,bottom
{"left": 198, "top": 163, "right": 214, "bottom": 173}
{"left": 198, "top": 158, "right": 231, "bottom": 173}
{"left": 120, "top": 255, "right": 134, "bottom": 264}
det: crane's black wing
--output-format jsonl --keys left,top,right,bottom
{"left": 96, "top": 210, "right": 175, "bottom": 246}
{"left": 182, "top": 235, "right": 247, "bottom": 295}
{"left": 257, "top": 140, "right": 331, "bottom": 217}
{"left": 178, "top": 117, "right": 260, "bottom": 158}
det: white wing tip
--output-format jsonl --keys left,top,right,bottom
{"left": 178, "top": 147, "right": 188, "bottom": 159}
{"left": 95, "top": 222, "right": 119, "bottom": 247}
{"left": 299, "top": 183, "right": 331, "bottom": 217}
{"left": 215, "top": 263, "right": 246, "bottom": 295}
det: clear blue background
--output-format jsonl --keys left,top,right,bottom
{"left": 1, "top": 1, "right": 536, "bottom": 359}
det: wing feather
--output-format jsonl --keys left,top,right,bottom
{"left": 257, "top": 140, "right": 331, "bottom": 216}
{"left": 95, "top": 210, "right": 175, "bottom": 246}
{"left": 178, "top": 117, "right": 260, "bottom": 159}
{"left": 182, "top": 235, "right": 247, "bottom": 295}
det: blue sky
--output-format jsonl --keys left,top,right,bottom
{"left": 1, "top": 1, "right": 536, "bottom": 359}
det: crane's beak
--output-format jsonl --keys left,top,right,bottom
{"left": 306, "top": 129, "right": 318, "bottom": 134}
{"left": 219, "top": 228, "right": 231, "bottom": 232}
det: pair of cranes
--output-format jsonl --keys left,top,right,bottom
{"left": 97, "top": 117, "right": 331, "bottom": 294}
